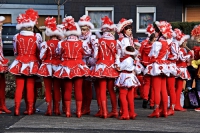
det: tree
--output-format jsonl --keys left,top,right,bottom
{"left": 54, "top": 0, "right": 69, "bottom": 24}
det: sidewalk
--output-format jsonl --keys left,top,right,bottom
{"left": 1, "top": 98, "right": 200, "bottom": 133}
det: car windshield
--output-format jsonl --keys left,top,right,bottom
{"left": 2, "top": 26, "right": 19, "bottom": 35}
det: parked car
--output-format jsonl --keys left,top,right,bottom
{"left": 2, "top": 23, "right": 42, "bottom": 56}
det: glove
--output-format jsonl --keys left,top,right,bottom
{"left": 191, "top": 60, "right": 198, "bottom": 69}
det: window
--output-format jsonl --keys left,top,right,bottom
{"left": 85, "top": 7, "right": 114, "bottom": 32}
{"left": 136, "top": 7, "right": 156, "bottom": 33}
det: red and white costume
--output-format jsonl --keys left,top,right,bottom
{"left": 0, "top": 16, "right": 11, "bottom": 114}
{"left": 115, "top": 49, "right": 140, "bottom": 120}
{"left": 54, "top": 16, "right": 90, "bottom": 118}
{"left": 78, "top": 15, "right": 95, "bottom": 115}
{"left": 9, "top": 9, "right": 42, "bottom": 116}
{"left": 145, "top": 21, "right": 173, "bottom": 118}
{"left": 174, "top": 29, "right": 193, "bottom": 111}
{"left": 91, "top": 16, "right": 119, "bottom": 119}
{"left": 140, "top": 25, "right": 154, "bottom": 108}
{"left": 115, "top": 56, "right": 140, "bottom": 88}
{"left": 38, "top": 17, "right": 64, "bottom": 116}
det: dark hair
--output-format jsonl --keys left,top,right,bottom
{"left": 149, "top": 33, "right": 156, "bottom": 42}
{"left": 121, "top": 25, "right": 133, "bottom": 36}
{"left": 154, "top": 24, "right": 162, "bottom": 40}
{"left": 126, "top": 46, "right": 135, "bottom": 59}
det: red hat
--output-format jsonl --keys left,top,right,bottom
{"left": 145, "top": 24, "right": 155, "bottom": 37}
{"left": 117, "top": 18, "right": 133, "bottom": 33}
{"left": 191, "top": 24, "right": 200, "bottom": 40}
{"left": 133, "top": 39, "right": 141, "bottom": 47}
{"left": 173, "top": 28, "right": 190, "bottom": 45}
{"left": 155, "top": 21, "right": 173, "bottom": 39}
{"left": 44, "top": 17, "right": 64, "bottom": 37}
{"left": 101, "top": 16, "right": 116, "bottom": 32}
{"left": 62, "top": 16, "right": 81, "bottom": 36}
{"left": 16, "top": 8, "right": 39, "bottom": 30}
{"left": 78, "top": 15, "right": 94, "bottom": 29}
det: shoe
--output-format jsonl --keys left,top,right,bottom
{"left": 195, "top": 107, "right": 200, "bottom": 112}
{"left": 174, "top": 106, "right": 187, "bottom": 112}
{"left": 118, "top": 115, "right": 130, "bottom": 120}
{"left": 142, "top": 100, "right": 148, "bottom": 109}
{"left": 167, "top": 109, "right": 174, "bottom": 116}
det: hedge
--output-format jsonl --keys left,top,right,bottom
{"left": 170, "top": 21, "right": 200, "bottom": 35}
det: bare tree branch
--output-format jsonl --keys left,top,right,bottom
{"left": 54, "top": 0, "right": 58, "bottom": 5}
{"left": 62, "top": 0, "right": 69, "bottom": 5}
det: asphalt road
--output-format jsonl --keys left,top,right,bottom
{"left": 1, "top": 99, "right": 200, "bottom": 133}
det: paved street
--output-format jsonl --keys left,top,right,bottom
{"left": 0, "top": 99, "right": 200, "bottom": 133}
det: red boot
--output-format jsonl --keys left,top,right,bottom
{"left": 45, "top": 102, "right": 52, "bottom": 116}
{"left": 148, "top": 105, "right": 160, "bottom": 118}
{"left": 14, "top": 103, "right": 20, "bottom": 116}
{"left": 94, "top": 107, "right": 102, "bottom": 117}
{"left": 101, "top": 101, "right": 108, "bottom": 119}
{"left": 167, "top": 104, "right": 175, "bottom": 116}
{"left": 107, "top": 100, "right": 118, "bottom": 118}
{"left": 54, "top": 102, "right": 61, "bottom": 115}
{"left": 27, "top": 103, "right": 34, "bottom": 115}
{"left": 65, "top": 101, "right": 71, "bottom": 117}
{"left": 0, "top": 99, "right": 11, "bottom": 114}
{"left": 174, "top": 106, "right": 187, "bottom": 111}
{"left": 76, "top": 101, "right": 82, "bottom": 118}
{"left": 160, "top": 103, "right": 167, "bottom": 118}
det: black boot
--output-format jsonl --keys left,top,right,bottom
{"left": 142, "top": 100, "right": 148, "bottom": 109}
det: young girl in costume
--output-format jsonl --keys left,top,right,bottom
{"left": 78, "top": 15, "right": 96, "bottom": 115}
{"left": 9, "top": 9, "right": 42, "bottom": 116}
{"left": 115, "top": 46, "right": 140, "bottom": 120}
{"left": 174, "top": 29, "right": 193, "bottom": 111}
{"left": 143, "top": 21, "right": 173, "bottom": 118}
{"left": 54, "top": 16, "right": 90, "bottom": 118}
{"left": 91, "top": 16, "right": 119, "bottom": 119}
{"left": 37, "top": 17, "right": 64, "bottom": 116}
{"left": 0, "top": 16, "right": 11, "bottom": 114}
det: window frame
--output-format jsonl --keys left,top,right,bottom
{"left": 85, "top": 7, "right": 114, "bottom": 32}
{"left": 136, "top": 6, "right": 156, "bottom": 33}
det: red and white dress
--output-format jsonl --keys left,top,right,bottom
{"left": 143, "top": 38, "right": 171, "bottom": 76}
{"left": 9, "top": 31, "right": 42, "bottom": 75}
{"left": 177, "top": 47, "right": 193, "bottom": 79}
{"left": 90, "top": 33, "right": 119, "bottom": 78}
{"left": 167, "top": 39, "right": 180, "bottom": 76}
{"left": 53, "top": 36, "right": 90, "bottom": 79}
{"left": 37, "top": 39, "right": 60, "bottom": 77}
{"left": 0, "top": 48, "right": 9, "bottom": 73}
{"left": 115, "top": 55, "right": 140, "bottom": 88}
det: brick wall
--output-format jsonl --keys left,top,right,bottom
{"left": 64, "top": 0, "right": 183, "bottom": 37}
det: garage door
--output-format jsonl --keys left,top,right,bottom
{"left": 2, "top": 14, "right": 11, "bottom": 23}
{"left": 186, "top": 6, "right": 200, "bottom": 22}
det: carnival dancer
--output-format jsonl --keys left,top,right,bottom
{"left": 190, "top": 24, "right": 200, "bottom": 112}
{"left": 133, "top": 39, "right": 144, "bottom": 99}
{"left": 143, "top": 21, "right": 173, "bottom": 118}
{"left": 115, "top": 46, "right": 140, "bottom": 120}
{"left": 140, "top": 25, "right": 156, "bottom": 108}
{"left": 37, "top": 17, "right": 64, "bottom": 116}
{"left": 116, "top": 18, "right": 136, "bottom": 115}
{"left": 166, "top": 28, "right": 182, "bottom": 116}
{"left": 53, "top": 16, "right": 90, "bottom": 118}
{"left": 9, "top": 9, "right": 42, "bottom": 116}
{"left": 78, "top": 15, "right": 95, "bottom": 115}
{"left": 0, "top": 16, "right": 11, "bottom": 114}
{"left": 174, "top": 29, "right": 193, "bottom": 111}
{"left": 91, "top": 16, "right": 119, "bottom": 119}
